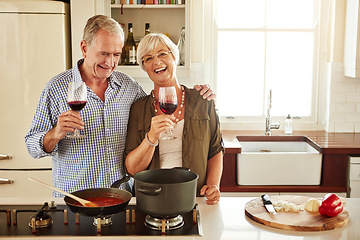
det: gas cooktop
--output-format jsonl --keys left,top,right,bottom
{"left": 0, "top": 202, "right": 202, "bottom": 237}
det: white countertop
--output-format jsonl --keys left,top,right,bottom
{"left": 1, "top": 196, "right": 359, "bottom": 239}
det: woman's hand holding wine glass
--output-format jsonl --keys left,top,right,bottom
{"left": 158, "top": 86, "right": 178, "bottom": 140}
{"left": 66, "top": 81, "right": 87, "bottom": 139}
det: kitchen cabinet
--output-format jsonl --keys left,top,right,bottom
{"left": 344, "top": 0, "right": 360, "bottom": 78}
{"left": 110, "top": 2, "right": 190, "bottom": 78}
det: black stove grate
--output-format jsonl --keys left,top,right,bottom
{"left": 0, "top": 203, "right": 201, "bottom": 236}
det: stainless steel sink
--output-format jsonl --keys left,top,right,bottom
{"left": 236, "top": 136, "right": 322, "bottom": 186}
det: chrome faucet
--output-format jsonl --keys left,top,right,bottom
{"left": 265, "top": 90, "right": 280, "bottom": 136}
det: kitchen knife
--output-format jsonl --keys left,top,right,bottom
{"left": 261, "top": 194, "right": 276, "bottom": 215}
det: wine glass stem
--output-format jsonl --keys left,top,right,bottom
{"left": 169, "top": 127, "right": 174, "bottom": 137}
{"left": 74, "top": 129, "right": 80, "bottom": 137}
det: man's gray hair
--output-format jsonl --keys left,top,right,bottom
{"left": 83, "top": 15, "right": 124, "bottom": 47}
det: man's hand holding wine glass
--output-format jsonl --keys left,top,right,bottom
{"left": 55, "top": 111, "right": 85, "bottom": 139}
{"left": 42, "top": 110, "right": 85, "bottom": 153}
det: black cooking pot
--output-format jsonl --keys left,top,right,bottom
{"left": 64, "top": 176, "right": 132, "bottom": 217}
{"left": 134, "top": 169, "right": 198, "bottom": 217}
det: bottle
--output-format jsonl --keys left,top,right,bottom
{"left": 177, "top": 27, "right": 185, "bottom": 66}
{"left": 145, "top": 23, "right": 150, "bottom": 36}
{"left": 123, "top": 23, "right": 137, "bottom": 65}
{"left": 284, "top": 114, "right": 292, "bottom": 135}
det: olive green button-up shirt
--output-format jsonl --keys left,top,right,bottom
{"left": 124, "top": 85, "right": 224, "bottom": 195}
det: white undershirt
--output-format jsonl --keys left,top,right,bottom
{"left": 159, "top": 119, "right": 184, "bottom": 168}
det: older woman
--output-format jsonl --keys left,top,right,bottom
{"left": 124, "top": 33, "right": 224, "bottom": 205}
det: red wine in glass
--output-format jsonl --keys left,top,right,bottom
{"left": 68, "top": 101, "right": 87, "bottom": 111}
{"left": 159, "top": 102, "right": 178, "bottom": 115}
{"left": 158, "top": 86, "right": 178, "bottom": 140}
{"left": 67, "top": 81, "right": 87, "bottom": 138}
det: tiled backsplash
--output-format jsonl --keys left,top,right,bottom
{"left": 326, "top": 63, "right": 360, "bottom": 133}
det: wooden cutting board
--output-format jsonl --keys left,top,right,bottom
{"left": 245, "top": 195, "right": 349, "bottom": 231}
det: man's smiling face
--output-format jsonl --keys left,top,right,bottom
{"left": 82, "top": 29, "right": 123, "bottom": 81}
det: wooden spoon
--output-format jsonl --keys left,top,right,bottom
{"left": 28, "top": 177, "right": 99, "bottom": 207}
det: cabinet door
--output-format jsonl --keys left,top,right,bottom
{"left": 0, "top": 170, "right": 53, "bottom": 198}
{"left": 344, "top": 0, "right": 360, "bottom": 78}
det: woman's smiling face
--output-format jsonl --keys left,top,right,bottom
{"left": 143, "top": 42, "right": 177, "bottom": 87}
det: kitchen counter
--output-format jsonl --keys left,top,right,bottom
{"left": 221, "top": 130, "right": 360, "bottom": 154}
{"left": 0, "top": 196, "right": 359, "bottom": 239}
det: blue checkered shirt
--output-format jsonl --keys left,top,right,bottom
{"left": 25, "top": 59, "right": 146, "bottom": 197}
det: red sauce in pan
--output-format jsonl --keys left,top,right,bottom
{"left": 72, "top": 197, "right": 124, "bottom": 207}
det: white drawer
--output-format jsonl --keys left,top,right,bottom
{"left": 350, "top": 156, "right": 360, "bottom": 164}
{"left": 0, "top": 170, "right": 53, "bottom": 198}
{"left": 350, "top": 164, "right": 360, "bottom": 181}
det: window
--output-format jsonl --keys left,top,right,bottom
{"left": 213, "top": 0, "right": 322, "bottom": 127}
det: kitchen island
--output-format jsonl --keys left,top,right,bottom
{"left": 1, "top": 196, "right": 359, "bottom": 239}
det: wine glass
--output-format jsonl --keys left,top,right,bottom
{"left": 159, "top": 86, "right": 178, "bottom": 140}
{"left": 67, "top": 81, "right": 87, "bottom": 139}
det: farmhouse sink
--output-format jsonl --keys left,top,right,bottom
{"left": 236, "top": 136, "right": 322, "bottom": 186}
{"left": 239, "top": 141, "right": 320, "bottom": 153}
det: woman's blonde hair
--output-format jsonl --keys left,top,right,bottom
{"left": 137, "top": 33, "right": 179, "bottom": 71}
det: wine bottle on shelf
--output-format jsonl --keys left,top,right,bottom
{"left": 122, "top": 23, "right": 137, "bottom": 65}
{"left": 177, "top": 27, "right": 185, "bottom": 66}
{"left": 145, "top": 23, "right": 150, "bottom": 36}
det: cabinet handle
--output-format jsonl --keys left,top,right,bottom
{"left": 0, "top": 178, "right": 14, "bottom": 184}
{"left": 0, "top": 154, "right": 12, "bottom": 160}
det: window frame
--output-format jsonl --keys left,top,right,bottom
{"left": 207, "top": 0, "right": 327, "bottom": 131}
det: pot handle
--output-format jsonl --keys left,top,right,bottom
{"left": 137, "top": 186, "right": 162, "bottom": 196}
{"left": 172, "top": 167, "right": 190, "bottom": 171}
{"left": 111, "top": 175, "right": 131, "bottom": 188}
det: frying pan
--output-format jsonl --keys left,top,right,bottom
{"left": 64, "top": 176, "right": 132, "bottom": 217}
